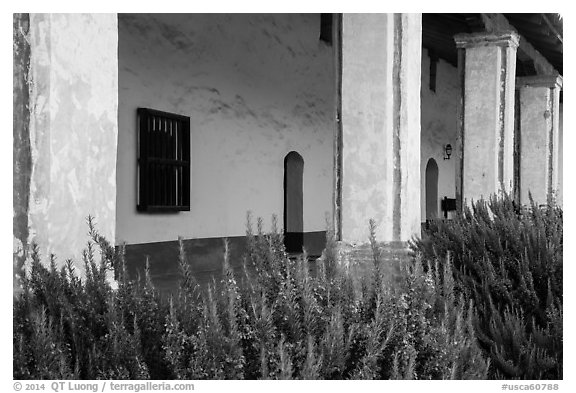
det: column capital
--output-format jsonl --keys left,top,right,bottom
{"left": 454, "top": 31, "right": 519, "bottom": 49}
{"left": 516, "top": 74, "right": 563, "bottom": 90}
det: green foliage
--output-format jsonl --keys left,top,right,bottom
{"left": 16, "top": 213, "right": 498, "bottom": 380}
{"left": 411, "top": 193, "right": 562, "bottom": 379}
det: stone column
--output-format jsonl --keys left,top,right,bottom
{"left": 454, "top": 32, "right": 519, "bottom": 206}
{"left": 335, "top": 14, "right": 421, "bottom": 265}
{"left": 516, "top": 75, "right": 562, "bottom": 206}
{"left": 26, "top": 14, "right": 119, "bottom": 268}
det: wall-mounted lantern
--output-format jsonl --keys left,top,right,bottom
{"left": 443, "top": 144, "right": 452, "bottom": 160}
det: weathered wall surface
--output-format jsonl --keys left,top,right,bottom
{"left": 340, "top": 13, "right": 421, "bottom": 244}
{"left": 27, "top": 14, "right": 118, "bottom": 265}
{"left": 14, "top": 13, "right": 32, "bottom": 291}
{"left": 340, "top": 13, "right": 394, "bottom": 243}
{"left": 516, "top": 75, "right": 562, "bottom": 206}
{"left": 398, "top": 14, "right": 423, "bottom": 241}
{"left": 463, "top": 46, "right": 502, "bottom": 200}
{"left": 456, "top": 33, "right": 518, "bottom": 203}
{"left": 420, "top": 49, "right": 458, "bottom": 220}
{"left": 518, "top": 85, "right": 552, "bottom": 205}
{"left": 117, "top": 14, "right": 335, "bottom": 244}
{"left": 558, "top": 103, "right": 563, "bottom": 206}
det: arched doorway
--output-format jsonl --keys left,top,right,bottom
{"left": 425, "top": 158, "right": 439, "bottom": 221}
{"left": 284, "top": 151, "right": 304, "bottom": 253}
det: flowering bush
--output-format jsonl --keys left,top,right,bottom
{"left": 15, "top": 214, "right": 492, "bottom": 379}
{"left": 411, "top": 193, "right": 563, "bottom": 379}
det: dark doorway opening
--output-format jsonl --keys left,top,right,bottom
{"left": 425, "top": 158, "right": 439, "bottom": 221}
{"left": 284, "top": 151, "right": 304, "bottom": 253}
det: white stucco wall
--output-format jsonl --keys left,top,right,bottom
{"left": 558, "top": 102, "right": 563, "bottom": 206}
{"left": 420, "top": 48, "right": 458, "bottom": 220}
{"left": 340, "top": 14, "right": 421, "bottom": 244}
{"left": 28, "top": 14, "right": 118, "bottom": 265}
{"left": 340, "top": 13, "right": 394, "bottom": 243}
{"left": 116, "top": 14, "right": 335, "bottom": 244}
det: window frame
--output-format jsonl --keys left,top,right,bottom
{"left": 136, "top": 107, "right": 191, "bottom": 212}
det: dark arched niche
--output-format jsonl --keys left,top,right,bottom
{"left": 284, "top": 151, "right": 304, "bottom": 253}
{"left": 425, "top": 158, "right": 439, "bottom": 221}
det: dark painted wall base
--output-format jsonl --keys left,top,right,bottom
{"left": 284, "top": 232, "right": 303, "bottom": 253}
{"left": 122, "top": 231, "right": 326, "bottom": 294}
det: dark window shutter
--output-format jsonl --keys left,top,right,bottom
{"left": 137, "top": 108, "right": 190, "bottom": 212}
{"left": 320, "top": 14, "right": 333, "bottom": 45}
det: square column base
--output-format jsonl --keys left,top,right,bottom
{"left": 327, "top": 240, "right": 412, "bottom": 280}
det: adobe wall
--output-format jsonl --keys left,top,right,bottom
{"left": 116, "top": 14, "right": 335, "bottom": 245}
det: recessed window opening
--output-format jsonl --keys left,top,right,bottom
{"left": 284, "top": 151, "right": 304, "bottom": 253}
{"left": 425, "top": 158, "right": 439, "bottom": 220}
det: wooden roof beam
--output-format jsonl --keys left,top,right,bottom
{"left": 541, "top": 14, "right": 563, "bottom": 44}
{"left": 480, "top": 13, "right": 558, "bottom": 76}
